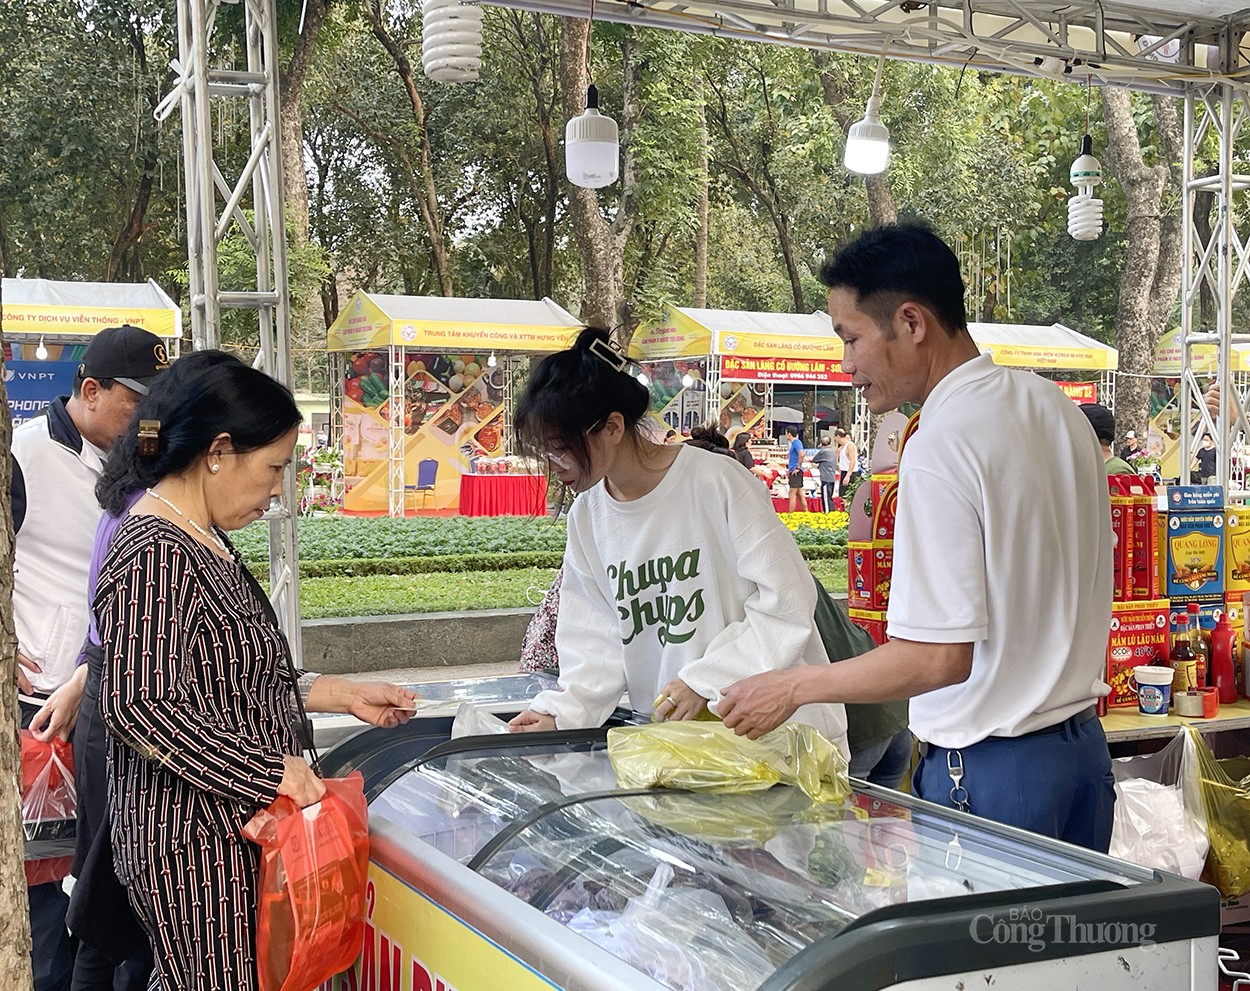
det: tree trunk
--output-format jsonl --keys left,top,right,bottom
{"left": 0, "top": 276, "right": 34, "bottom": 991}
{"left": 367, "top": 0, "right": 455, "bottom": 296}
{"left": 694, "top": 78, "right": 709, "bottom": 308}
{"left": 1100, "top": 87, "right": 1174, "bottom": 450}
{"left": 558, "top": 18, "right": 640, "bottom": 340}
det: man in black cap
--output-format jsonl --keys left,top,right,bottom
{"left": 1079, "top": 403, "right": 1136, "bottom": 476}
{"left": 11, "top": 324, "right": 167, "bottom": 991}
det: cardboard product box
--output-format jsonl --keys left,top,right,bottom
{"left": 1126, "top": 477, "right": 1163, "bottom": 600}
{"left": 1226, "top": 509, "right": 1250, "bottom": 595}
{"left": 869, "top": 473, "right": 898, "bottom": 543}
{"left": 1166, "top": 509, "right": 1225, "bottom": 599}
{"left": 1225, "top": 591, "right": 1246, "bottom": 639}
{"left": 848, "top": 541, "right": 893, "bottom": 611}
{"left": 1109, "top": 485, "right": 1135, "bottom": 602}
{"left": 848, "top": 608, "right": 888, "bottom": 647}
{"left": 1106, "top": 599, "right": 1170, "bottom": 708}
{"left": 1167, "top": 484, "right": 1225, "bottom": 511}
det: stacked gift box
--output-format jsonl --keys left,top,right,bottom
{"left": 847, "top": 473, "right": 897, "bottom": 647}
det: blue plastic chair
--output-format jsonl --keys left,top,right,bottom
{"left": 405, "top": 458, "right": 438, "bottom": 509}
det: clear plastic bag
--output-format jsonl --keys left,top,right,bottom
{"left": 566, "top": 863, "right": 773, "bottom": 991}
{"left": 242, "top": 772, "right": 370, "bottom": 991}
{"left": 450, "top": 702, "right": 511, "bottom": 739}
{"left": 1109, "top": 728, "right": 1208, "bottom": 880}
{"left": 21, "top": 730, "right": 75, "bottom": 886}
{"left": 607, "top": 721, "right": 850, "bottom": 804}
{"left": 1190, "top": 727, "right": 1250, "bottom": 897}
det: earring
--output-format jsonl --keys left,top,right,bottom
{"left": 210, "top": 464, "right": 220, "bottom": 474}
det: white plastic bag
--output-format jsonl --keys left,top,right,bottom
{"left": 450, "top": 702, "right": 511, "bottom": 739}
{"left": 1110, "top": 728, "right": 1208, "bottom": 879}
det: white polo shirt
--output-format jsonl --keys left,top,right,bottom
{"left": 887, "top": 354, "right": 1113, "bottom": 748}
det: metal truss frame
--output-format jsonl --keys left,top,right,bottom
{"left": 1179, "top": 67, "right": 1250, "bottom": 498}
{"left": 164, "top": 0, "right": 304, "bottom": 663}
{"left": 388, "top": 344, "right": 407, "bottom": 516}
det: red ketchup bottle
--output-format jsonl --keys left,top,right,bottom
{"left": 1211, "top": 612, "right": 1240, "bottom": 706}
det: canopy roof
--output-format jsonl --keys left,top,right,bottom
{"left": 326, "top": 292, "right": 584, "bottom": 352}
{"left": 2, "top": 277, "right": 181, "bottom": 338}
{"left": 630, "top": 306, "right": 835, "bottom": 361}
{"left": 968, "top": 322, "right": 1118, "bottom": 370}
{"left": 1153, "top": 326, "right": 1250, "bottom": 374}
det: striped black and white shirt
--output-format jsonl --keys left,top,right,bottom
{"left": 96, "top": 516, "right": 297, "bottom": 885}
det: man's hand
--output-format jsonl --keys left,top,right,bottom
{"left": 345, "top": 681, "right": 417, "bottom": 729}
{"left": 277, "top": 755, "right": 327, "bottom": 807}
{"left": 16, "top": 651, "right": 40, "bottom": 696}
{"left": 29, "top": 665, "right": 87, "bottom": 742}
{"left": 653, "top": 679, "right": 709, "bottom": 722}
{"left": 509, "top": 710, "right": 556, "bottom": 733}
{"left": 719, "top": 669, "right": 803, "bottom": 740}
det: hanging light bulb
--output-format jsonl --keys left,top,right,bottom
{"left": 566, "top": 84, "right": 619, "bottom": 189}
{"left": 421, "top": 0, "right": 483, "bottom": 84}
{"left": 844, "top": 52, "right": 890, "bottom": 175}
{"left": 35, "top": 337, "right": 47, "bottom": 361}
{"left": 681, "top": 373, "right": 695, "bottom": 389}
{"left": 1068, "top": 133, "right": 1104, "bottom": 241}
{"left": 487, "top": 352, "right": 497, "bottom": 368}
{"left": 635, "top": 369, "right": 650, "bottom": 387}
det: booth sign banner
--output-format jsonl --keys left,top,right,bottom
{"left": 628, "top": 322, "right": 712, "bottom": 360}
{"left": 328, "top": 865, "right": 560, "bottom": 991}
{"left": 409, "top": 322, "right": 580, "bottom": 352}
{"left": 981, "top": 342, "right": 1116, "bottom": 370}
{"left": 714, "top": 329, "right": 838, "bottom": 360}
{"left": 722, "top": 355, "right": 850, "bottom": 384}
{"left": 1058, "top": 381, "right": 1097, "bottom": 403}
{"left": 6, "top": 361, "right": 77, "bottom": 428}
{"left": 2, "top": 304, "right": 178, "bottom": 338}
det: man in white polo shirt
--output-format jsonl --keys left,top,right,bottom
{"left": 720, "top": 223, "right": 1115, "bottom": 852}
{"left": 13, "top": 324, "right": 167, "bottom": 991}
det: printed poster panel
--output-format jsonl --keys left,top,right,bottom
{"left": 6, "top": 360, "right": 78, "bottom": 428}
{"left": 1057, "top": 381, "right": 1097, "bottom": 403}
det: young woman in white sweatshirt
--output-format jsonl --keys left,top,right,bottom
{"left": 508, "top": 327, "right": 848, "bottom": 756}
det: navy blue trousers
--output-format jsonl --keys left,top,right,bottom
{"left": 913, "top": 710, "right": 1116, "bottom": 853}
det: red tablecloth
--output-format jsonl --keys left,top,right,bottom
{"left": 460, "top": 474, "right": 547, "bottom": 517}
{"left": 772, "top": 495, "right": 825, "bottom": 514}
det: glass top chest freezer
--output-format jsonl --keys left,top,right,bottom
{"left": 322, "top": 719, "right": 1219, "bottom": 991}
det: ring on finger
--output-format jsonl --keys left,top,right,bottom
{"left": 665, "top": 695, "right": 677, "bottom": 709}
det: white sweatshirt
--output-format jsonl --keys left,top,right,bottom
{"left": 529, "top": 445, "right": 849, "bottom": 756}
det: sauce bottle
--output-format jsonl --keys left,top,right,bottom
{"left": 1212, "top": 612, "right": 1239, "bottom": 705}
{"left": 1172, "top": 614, "right": 1198, "bottom": 694}
{"left": 1187, "top": 602, "right": 1210, "bottom": 686}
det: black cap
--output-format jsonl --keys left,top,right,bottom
{"left": 1079, "top": 402, "right": 1115, "bottom": 445}
{"left": 78, "top": 325, "right": 170, "bottom": 395}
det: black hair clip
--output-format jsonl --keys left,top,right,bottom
{"left": 588, "top": 336, "right": 628, "bottom": 373}
{"left": 137, "top": 420, "right": 161, "bottom": 457}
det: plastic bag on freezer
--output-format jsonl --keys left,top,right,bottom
{"left": 21, "top": 730, "right": 75, "bottom": 886}
{"left": 1109, "top": 727, "right": 1208, "bottom": 880}
{"left": 1190, "top": 727, "right": 1250, "bottom": 897}
{"left": 567, "top": 863, "right": 773, "bottom": 991}
{"left": 607, "top": 721, "right": 850, "bottom": 804}
{"left": 242, "top": 772, "right": 370, "bottom": 991}
{"left": 450, "top": 702, "right": 511, "bottom": 739}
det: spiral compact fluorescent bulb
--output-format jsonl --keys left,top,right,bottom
{"left": 422, "top": 0, "right": 483, "bottom": 84}
{"left": 1068, "top": 133, "right": 1104, "bottom": 241}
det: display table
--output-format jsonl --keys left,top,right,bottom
{"left": 459, "top": 474, "right": 547, "bottom": 517}
{"left": 1101, "top": 698, "right": 1250, "bottom": 744}
{"left": 771, "top": 495, "right": 824, "bottom": 513}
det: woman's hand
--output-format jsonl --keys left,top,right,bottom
{"left": 509, "top": 710, "right": 556, "bottom": 733}
{"left": 278, "top": 755, "right": 326, "bottom": 807}
{"left": 653, "top": 679, "right": 709, "bottom": 722}
{"left": 29, "top": 665, "right": 87, "bottom": 742}
{"left": 346, "top": 681, "right": 416, "bottom": 729}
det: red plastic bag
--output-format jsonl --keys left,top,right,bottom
{"left": 243, "top": 772, "right": 369, "bottom": 991}
{"left": 21, "top": 730, "right": 75, "bottom": 886}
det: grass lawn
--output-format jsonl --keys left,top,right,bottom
{"left": 298, "top": 559, "right": 849, "bottom": 619}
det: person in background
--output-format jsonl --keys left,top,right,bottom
{"left": 506, "top": 328, "right": 848, "bottom": 757}
{"left": 1079, "top": 403, "right": 1136, "bottom": 476}
{"left": 785, "top": 425, "right": 805, "bottom": 512}
{"left": 730, "top": 430, "right": 755, "bottom": 470}
{"left": 809, "top": 436, "right": 839, "bottom": 511}
{"left": 834, "top": 427, "right": 858, "bottom": 495}
{"left": 1193, "top": 433, "right": 1217, "bottom": 483}
{"left": 1118, "top": 430, "right": 1141, "bottom": 463}
{"left": 94, "top": 354, "right": 416, "bottom": 990}
{"left": 11, "top": 323, "right": 169, "bottom": 991}
{"left": 664, "top": 429, "right": 678, "bottom": 444}
{"left": 720, "top": 223, "right": 1116, "bottom": 853}
{"left": 687, "top": 423, "right": 734, "bottom": 457}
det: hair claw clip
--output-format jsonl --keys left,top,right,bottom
{"left": 588, "top": 336, "right": 628, "bottom": 373}
{"left": 137, "top": 419, "right": 161, "bottom": 457}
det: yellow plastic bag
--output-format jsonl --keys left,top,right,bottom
{"left": 1188, "top": 727, "right": 1250, "bottom": 897}
{"left": 606, "top": 721, "right": 850, "bottom": 804}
